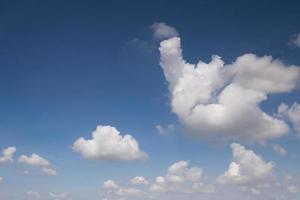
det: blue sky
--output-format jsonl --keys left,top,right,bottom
{"left": 0, "top": 0, "right": 300, "bottom": 199}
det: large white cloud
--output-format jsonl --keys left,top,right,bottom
{"left": 0, "top": 146, "right": 16, "bottom": 164}
{"left": 158, "top": 30, "right": 300, "bottom": 142}
{"left": 72, "top": 125, "right": 147, "bottom": 161}
{"left": 18, "top": 153, "right": 57, "bottom": 176}
{"left": 218, "top": 143, "right": 275, "bottom": 195}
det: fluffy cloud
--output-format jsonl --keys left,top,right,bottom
{"left": 151, "top": 22, "right": 178, "bottom": 40}
{"left": 218, "top": 143, "right": 275, "bottom": 195}
{"left": 158, "top": 27, "right": 300, "bottom": 142}
{"left": 291, "top": 33, "right": 300, "bottom": 47}
{"left": 278, "top": 102, "right": 300, "bottom": 136}
{"left": 102, "top": 160, "right": 213, "bottom": 200}
{"left": 18, "top": 154, "right": 57, "bottom": 176}
{"left": 72, "top": 125, "right": 147, "bottom": 161}
{"left": 0, "top": 146, "right": 16, "bottom": 164}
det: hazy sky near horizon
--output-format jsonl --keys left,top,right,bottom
{"left": 0, "top": 0, "right": 300, "bottom": 200}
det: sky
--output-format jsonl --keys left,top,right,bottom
{"left": 0, "top": 0, "right": 300, "bottom": 199}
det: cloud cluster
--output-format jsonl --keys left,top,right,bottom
{"left": 72, "top": 125, "right": 147, "bottom": 161}
{"left": 18, "top": 154, "right": 57, "bottom": 176}
{"left": 102, "top": 160, "right": 213, "bottom": 200}
{"left": 158, "top": 27, "right": 300, "bottom": 142}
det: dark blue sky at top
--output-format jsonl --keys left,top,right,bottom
{"left": 0, "top": 1, "right": 300, "bottom": 194}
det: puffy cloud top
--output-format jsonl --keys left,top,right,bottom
{"left": 72, "top": 125, "right": 147, "bottom": 161}
{"left": 18, "top": 154, "right": 50, "bottom": 167}
{"left": 159, "top": 34, "right": 300, "bottom": 142}
{"left": 151, "top": 22, "right": 179, "bottom": 40}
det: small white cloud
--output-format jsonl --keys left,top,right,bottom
{"left": 130, "top": 176, "right": 149, "bottom": 185}
{"left": 18, "top": 154, "right": 49, "bottom": 167}
{"left": 288, "top": 185, "right": 299, "bottom": 193}
{"left": 18, "top": 154, "right": 57, "bottom": 176}
{"left": 151, "top": 22, "right": 178, "bottom": 40}
{"left": 26, "top": 191, "right": 41, "bottom": 199}
{"left": 291, "top": 33, "right": 300, "bottom": 47}
{"left": 0, "top": 146, "right": 16, "bottom": 164}
{"left": 42, "top": 167, "right": 57, "bottom": 176}
{"left": 0, "top": 176, "right": 3, "bottom": 183}
{"left": 155, "top": 124, "right": 175, "bottom": 135}
{"left": 72, "top": 125, "right": 147, "bottom": 161}
{"left": 103, "top": 180, "right": 119, "bottom": 190}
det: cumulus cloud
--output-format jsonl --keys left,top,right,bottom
{"left": 102, "top": 160, "right": 213, "bottom": 200}
{"left": 18, "top": 154, "right": 57, "bottom": 176}
{"left": 291, "top": 33, "right": 300, "bottom": 47}
{"left": 158, "top": 25, "right": 300, "bottom": 142}
{"left": 0, "top": 146, "right": 16, "bottom": 164}
{"left": 278, "top": 102, "right": 300, "bottom": 137}
{"left": 151, "top": 22, "right": 178, "bottom": 40}
{"left": 72, "top": 125, "right": 147, "bottom": 161}
{"left": 218, "top": 143, "right": 275, "bottom": 195}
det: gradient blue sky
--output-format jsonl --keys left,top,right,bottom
{"left": 0, "top": 0, "right": 300, "bottom": 199}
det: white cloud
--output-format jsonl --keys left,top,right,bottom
{"left": 18, "top": 154, "right": 49, "bottom": 167}
{"left": 72, "top": 125, "right": 147, "bottom": 161}
{"left": 271, "top": 144, "right": 287, "bottom": 156}
{"left": 151, "top": 22, "right": 178, "bottom": 40}
{"left": 158, "top": 26, "right": 300, "bottom": 142}
{"left": 291, "top": 33, "right": 300, "bottom": 47}
{"left": 102, "top": 161, "right": 213, "bottom": 200}
{"left": 130, "top": 176, "right": 149, "bottom": 185}
{"left": 218, "top": 143, "right": 275, "bottom": 195}
{"left": 26, "top": 191, "right": 40, "bottom": 199}
{"left": 0, "top": 176, "right": 3, "bottom": 183}
{"left": 0, "top": 146, "right": 16, "bottom": 164}
{"left": 18, "top": 154, "right": 57, "bottom": 176}
{"left": 103, "top": 180, "right": 119, "bottom": 190}
{"left": 42, "top": 167, "right": 57, "bottom": 176}
{"left": 278, "top": 102, "right": 300, "bottom": 137}
{"left": 155, "top": 124, "right": 175, "bottom": 135}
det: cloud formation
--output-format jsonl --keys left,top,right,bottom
{"left": 151, "top": 22, "right": 179, "bottom": 40}
{"left": 18, "top": 153, "right": 57, "bottom": 176}
{"left": 102, "top": 160, "right": 213, "bottom": 200}
{"left": 218, "top": 143, "right": 276, "bottom": 195}
{"left": 155, "top": 124, "right": 175, "bottom": 135}
{"left": 72, "top": 125, "right": 147, "bottom": 161}
{"left": 278, "top": 102, "right": 300, "bottom": 137}
{"left": 0, "top": 146, "right": 16, "bottom": 164}
{"left": 158, "top": 26, "right": 300, "bottom": 142}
